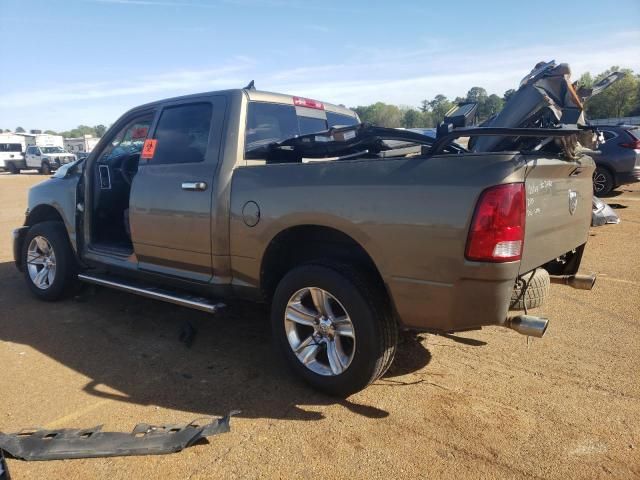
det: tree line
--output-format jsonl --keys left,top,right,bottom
{"left": 2, "top": 125, "right": 108, "bottom": 138}
{"left": 352, "top": 66, "right": 640, "bottom": 128}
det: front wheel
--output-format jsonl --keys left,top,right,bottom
{"left": 40, "top": 161, "right": 51, "bottom": 175}
{"left": 23, "top": 221, "right": 76, "bottom": 301}
{"left": 271, "top": 263, "right": 397, "bottom": 396}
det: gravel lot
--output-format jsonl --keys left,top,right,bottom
{"left": 1, "top": 173, "right": 639, "bottom": 479}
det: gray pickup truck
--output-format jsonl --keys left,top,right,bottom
{"left": 13, "top": 64, "right": 599, "bottom": 396}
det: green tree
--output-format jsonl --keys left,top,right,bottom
{"left": 94, "top": 124, "right": 107, "bottom": 137}
{"left": 59, "top": 125, "right": 98, "bottom": 138}
{"left": 577, "top": 72, "right": 593, "bottom": 89}
{"left": 15, "top": 126, "right": 25, "bottom": 133}
{"left": 401, "top": 108, "right": 432, "bottom": 128}
{"left": 353, "top": 102, "right": 403, "bottom": 127}
{"left": 465, "top": 87, "right": 488, "bottom": 104}
{"left": 483, "top": 94, "right": 504, "bottom": 118}
{"left": 428, "top": 94, "right": 454, "bottom": 124}
{"left": 44, "top": 130, "right": 58, "bottom": 135}
{"left": 503, "top": 89, "right": 516, "bottom": 102}
{"left": 586, "top": 68, "right": 638, "bottom": 118}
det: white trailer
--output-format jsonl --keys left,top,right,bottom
{"left": 21, "top": 133, "right": 65, "bottom": 149}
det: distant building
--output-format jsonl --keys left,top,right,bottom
{"left": 64, "top": 135, "right": 100, "bottom": 153}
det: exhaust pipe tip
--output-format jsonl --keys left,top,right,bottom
{"left": 569, "top": 274, "right": 596, "bottom": 290}
{"left": 549, "top": 273, "right": 596, "bottom": 290}
{"left": 505, "top": 315, "right": 548, "bottom": 338}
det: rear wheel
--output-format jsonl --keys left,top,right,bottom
{"left": 593, "top": 166, "right": 614, "bottom": 196}
{"left": 271, "top": 262, "right": 397, "bottom": 396}
{"left": 7, "top": 162, "right": 18, "bottom": 174}
{"left": 23, "top": 221, "right": 76, "bottom": 301}
{"left": 40, "top": 161, "right": 51, "bottom": 175}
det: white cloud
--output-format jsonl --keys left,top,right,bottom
{"left": 2, "top": 30, "right": 638, "bottom": 129}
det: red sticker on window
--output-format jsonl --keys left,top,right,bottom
{"left": 132, "top": 127, "right": 148, "bottom": 140}
{"left": 141, "top": 139, "right": 157, "bottom": 159}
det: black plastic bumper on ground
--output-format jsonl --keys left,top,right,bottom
{"left": 12, "top": 226, "right": 28, "bottom": 272}
{"left": 0, "top": 412, "right": 237, "bottom": 461}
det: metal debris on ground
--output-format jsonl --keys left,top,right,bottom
{"left": 0, "top": 411, "right": 238, "bottom": 461}
{"left": 0, "top": 449, "right": 10, "bottom": 480}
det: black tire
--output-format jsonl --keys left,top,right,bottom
{"left": 22, "top": 221, "right": 77, "bottom": 301}
{"left": 271, "top": 262, "right": 397, "bottom": 397}
{"left": 7, "top": 162, "right": 18, "bottom": 174}
{"left": 40, "top": 161, "right": 51, "bottom": 175}
{"left": 510, "top": 268, "right": 550, "bottom": 311}
{"left": 593, "top": 166, "right": 614, "bottom": 196}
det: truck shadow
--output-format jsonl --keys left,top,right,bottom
{"left": 0, "top": 261, "right": 433, "bottom": 422}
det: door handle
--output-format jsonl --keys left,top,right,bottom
{"left": 181, "top": 181, "right": 207, "bottom": 191}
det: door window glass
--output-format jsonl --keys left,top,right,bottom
{"left": 150, "top": 103, "right": 212, "bottom": 165}
{"left": 97, "top": 114, "right": 154, "bottom": 164}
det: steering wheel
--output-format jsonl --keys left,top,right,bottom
{"left": 119, "top": 153, "right": 139, "bottom": 186}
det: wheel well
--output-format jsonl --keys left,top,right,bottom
{"left": 595, "top": 163, "right": 615, "bottom": 176}
{"left": 26, "top": 205, "right": 64, "bottom": 227}
{"left": 260, "top": 225, "right": 387, "bottom": 301}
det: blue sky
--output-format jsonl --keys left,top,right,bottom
{"left": 1, "top": 0, "right": 639, "bottom": 131}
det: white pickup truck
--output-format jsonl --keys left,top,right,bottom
{"left": 16, "top": 145, "right": 77, "bottom": 174}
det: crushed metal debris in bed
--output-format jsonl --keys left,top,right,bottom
{"left": 0, "top": 411, "right": 238, "bottom": 461}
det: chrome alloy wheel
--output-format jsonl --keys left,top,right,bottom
{"left": 284, "top": 287, "right": 356, "bottom": 376}
{"left": 593, "top": 171, "right": 608, "bottom": 194}
{"left": 26, "top": 236, "right": 57, "bottom": 290}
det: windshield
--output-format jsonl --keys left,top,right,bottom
{"left": 41, "top": 146, "right": 65, "bottom": 154}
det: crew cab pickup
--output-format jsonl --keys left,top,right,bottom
{"left": 13, "top": 66, "right": 598, "bottom": 396}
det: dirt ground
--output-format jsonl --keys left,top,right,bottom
{"left": 0, "top": 172, "right": 638, "bottom": 479}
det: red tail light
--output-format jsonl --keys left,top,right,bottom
{"left": 465, "top": 183, "right": 526, "bottom": 262}
{"left": 619, "top": 137, "right": 640, "bottom": 149}
{"left": 293, "top": 96, "right": 324, "bottom": 110}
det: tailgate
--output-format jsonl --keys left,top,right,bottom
{"left": 519, "top": 154, "right": 594, "bottom": 273}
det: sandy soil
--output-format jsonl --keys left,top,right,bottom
{"left": 0, "top": 172, "right": 638, "bottom": 479}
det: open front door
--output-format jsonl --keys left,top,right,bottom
{"left": 129, "top": 96, "right": 226, "bottom": 282}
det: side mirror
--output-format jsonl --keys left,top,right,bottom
{"left": 35, "top": 151, "right": 41, "bottom": 156}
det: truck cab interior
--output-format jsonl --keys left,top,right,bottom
{"left": 90, "top": 113, "right": 154, "bottom": 253}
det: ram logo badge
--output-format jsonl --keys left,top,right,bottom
{"left": 568, "top": 190, "right": 578, "bottom": 215}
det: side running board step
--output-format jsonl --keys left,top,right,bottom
{"left": 78, "top": 273, "right": 225, "bottom": 314}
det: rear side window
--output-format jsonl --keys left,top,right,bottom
{"left": 245, "top": 102, "right": 344, "bottom": 159}
{"left": 602, "top": 130, "right": 617, "bottom": 141}
{"left": 0, "top": 143, "right": 22, "bottom": 152}
{"left": 151, "top": 103, "right": 212, "bottom": 165}
{"left": 327, "top": 112, "right": 359, "bottom": 128}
